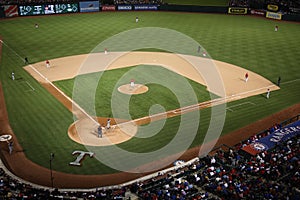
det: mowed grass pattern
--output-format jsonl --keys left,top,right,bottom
{"left": 0, "top": 12, "right": 299, "bottom": 175}
{"left": 54, "top": 65, "right": 214, "bottom": 119}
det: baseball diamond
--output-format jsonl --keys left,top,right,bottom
{"left": 0, "top": 0, "right": 300, "bottom": 198}
{"left": 24, "top": 52, "right": 278, "bottom": 146}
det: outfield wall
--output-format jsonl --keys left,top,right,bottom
{"left": 159, "top": 4, "right": 227, "bottom": 13}
{"left": 1, "top": 2, "right": 299, "bottom": 21}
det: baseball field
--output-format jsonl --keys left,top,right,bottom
{"left": 0, "top": 11, "right": 299, "bottom": 188}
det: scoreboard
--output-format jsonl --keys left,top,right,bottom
{"left": 19, "top": 5, "right": 45, "bottom": 16}
{"left": 55, "top": 4, "right": 78, "bottom": 14}
{"left": 18, "top": 3, "right": 78, "bottom": 16}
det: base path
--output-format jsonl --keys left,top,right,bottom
{"left": 25, "top": 52, "right": 278, "bottom": 97}
{"left": 24, "top": 52, "right": 279, "bottom": 146}
{"left": 0, "top": 51, "right": 289, "bottom": 188}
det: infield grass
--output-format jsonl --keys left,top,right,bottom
{"left": 54, "top": 65, "right": 214, "bottom": 119}
{"left": 0, "top": 12, "right": 299, "bottom": 175}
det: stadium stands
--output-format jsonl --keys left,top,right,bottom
{"left": 0, "top": 117, "right": 299, "bottom": 199}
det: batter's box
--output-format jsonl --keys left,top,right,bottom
{"left": 226, "top": 101, "right": 256, "bottom": 112}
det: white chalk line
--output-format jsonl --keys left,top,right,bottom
{"left": 226, "top": 101, "right": 256, "bottom": 112}
{"left": 28, "top": 65, "right": 99, "bottom": 127}
{"left": 132, "top": 85, "right": 274, "bottom": 125}
{"left": 1, "top": 40, "right": 25, "bottom": 61}
{"left": 23, "top": 81, "right": 35, "bottom": 92}
{"left": 281, "top": 78, "right": 300, "bottom": 85}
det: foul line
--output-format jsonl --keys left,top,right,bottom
{"left": 226, "top": 101, "right": 256, "bottom": 112}
{"left": 131, "top": 85, "right": 275, "bottom": 126}
{"left": 28, "top": 65, "right": 99, "bottom": 127}
{"left": 1, "top": 40, "right": 25, "bottom": 61}
{"left": 24, "top": 81, "right": 35, "bottom": 92}
{"left": 281, "top": 78, "right": 300, "bottom": 85}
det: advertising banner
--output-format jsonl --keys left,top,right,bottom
{"left": 242, "top": 120, "right": 300, "bottom": 156}
{"left": 134, "top": 4, "right": 158, "bottom": 10}
{"left": 250, "top": 9, "right": 265, "bottom": 16}
{"left": 102, "top": 5, "right": 115, "bottom": 11}
{"left": 267, "top": 4, "right": 279, "bottom": 12}
{"left": 228, "top": 7, "right": 247, "bottom": 14}
{"left": 266, "top": 11, "right": 282, "bottom": 20}
{"left": 117, "top": 5, "right": 132, "bottom": 11}
{"left": 4, "top": 5, "right": 18, "bottom": 17}
{"left": 79, "top": 1, "right": 100, "bottom": 13}
{"left": 55, "top": 3, "right": 78, "bottom": 13}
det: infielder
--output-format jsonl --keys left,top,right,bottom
{"left": 11, "top": 72, "right": 15, "bottom": 80}
{"left": 245, "top": 72, "right": 249, "bottom": 82}
{"left": 46, "top": 60, "right": 50, "bottom": 68}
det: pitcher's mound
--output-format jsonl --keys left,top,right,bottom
{"left": 118, "top": 84, "right": 148, "bottom": 95}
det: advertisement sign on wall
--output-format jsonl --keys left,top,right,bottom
{"left": 4, "top": 5, "right": 18, "bottom": 17}
{"left": 117, "top": 5, "right": 132, "bottom": 11}
{"left": 102, "top": 5, "right": 115, "bottom": 11}
{"left": 228, "top": 7, "right": 248, "bottom": 14}
{"left": 79, "top": 1, "right": 100, "bottom": 13}
{"left": 267, "top": 4, "right": 279, "bottom": 12}
{"left": 134, "top": 4, "right": 158, "bottom": 10}
{"left": 250, "top": 9, "right": 265, "bottom": 16}
{"left": 266, "top": 11, "right": 282, "bottom": 20}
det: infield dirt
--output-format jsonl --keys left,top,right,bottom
{"left": 25, "top": 52, "right": 279, "bottom": 146}
{"left": 1, "top": 50, "right": 297, "bottom": 189}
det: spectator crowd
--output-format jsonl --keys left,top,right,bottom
{"left": 0, "top": 119, "right": 299, "bottom": 199}
{"left": 0, "top": 0, "right": 162, "bottom": 5}
{"left": 229, "top": 0, "right": 300, "bottom": 14}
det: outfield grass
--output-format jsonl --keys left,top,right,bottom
{"left": 0, "top": 12, "right": 299, "bottom": 175}
{"left": 163, "top": 0, "right": 229, "bottom": 6}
